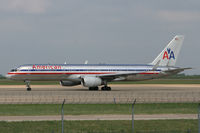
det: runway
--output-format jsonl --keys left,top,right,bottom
{"left": 0, "top": 84, "right": 200, "bottom": 104}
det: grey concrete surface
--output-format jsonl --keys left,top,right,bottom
{"left": 0, "top": 84, "right": 200, "bottom": 104}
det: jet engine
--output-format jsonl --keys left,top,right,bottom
{"left": 60, "top": 80, "right": 81, "bottom": 86}
{"left": 82, "top": 77, "right": 103, "bottom": 87}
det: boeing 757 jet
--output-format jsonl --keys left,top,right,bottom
{"left": 6, "top": 35, "right": 191, "bottom": 91}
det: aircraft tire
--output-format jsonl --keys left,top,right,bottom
{"left": 101, "top": 86, "right": 111, "bottom": 91}
{"left": 94, "top": 87, "right": 99, "bottom": 90}
{"left": 27, "top": 88, "right": 31, "bottom": 91}
{"left": 106, "top": 87, "right": 111, "bottom": 91}
{"left": 101, "top": 86, "right": 106, "bottom": 91}
{"left": 89, "top": 87, "right": 99, "bottom": 91}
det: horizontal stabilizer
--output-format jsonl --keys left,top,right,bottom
{"left": 164, "top": 67, "right": 192, "bottom": 74}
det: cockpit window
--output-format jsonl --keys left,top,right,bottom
{"left": 11, "top": 69, "right": 17, "bottom": 72}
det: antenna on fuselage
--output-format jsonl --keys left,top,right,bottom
{"left": 64, "top": 59, "right": 67, "bottom": 64}
{"left": 84, "top": 60, "right": 88, "bottom": 64}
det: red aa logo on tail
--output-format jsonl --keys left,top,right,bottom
{"left": 162, "top": 48, "right": 175, "bottom": 60}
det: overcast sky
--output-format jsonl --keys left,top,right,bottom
{"left": 0, "top": 0, "right": 199, "bottom": 75}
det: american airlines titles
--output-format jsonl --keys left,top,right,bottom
{"left": 32, "top": 65, "right": 62, "bottom": 70}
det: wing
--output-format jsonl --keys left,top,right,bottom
{"left": 98, "top": 72, "right": 141, "bottom": 81}
{"left": 98, "top": 67, "right": 192, "bottom": 81}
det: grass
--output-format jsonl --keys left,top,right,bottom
{"left": 0, "top": 120, "right": 198, "bottom": 133}
{"left": 0, "top": 79, "right": 200, "bottom": 85}
{"left": 0, "top": 103, "right": 198, "bottom": 116}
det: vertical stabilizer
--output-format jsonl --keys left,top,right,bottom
{"left": 151, "top": 35, "right": 184, "bottom": 67}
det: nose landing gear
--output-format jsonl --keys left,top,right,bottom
{"left": 25, "top": 81, "right": 31, "bottom": 91}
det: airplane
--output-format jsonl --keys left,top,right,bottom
{"left": 6, "top": 35, "right": 191, "bottom": 91}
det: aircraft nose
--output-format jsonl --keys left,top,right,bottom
{"left": 5, "top": 74, "right": 12, "bottom": 79}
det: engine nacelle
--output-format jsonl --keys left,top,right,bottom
{"left": 60, "top": 80, "right": 81, "bottom": 86}
{"left": 82, "top": 77, "right": 103, "bottom": 87}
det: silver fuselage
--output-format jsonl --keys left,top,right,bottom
{"left": 7, "top": 64, "right": 178, "bottom": 82}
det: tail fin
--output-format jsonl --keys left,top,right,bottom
{"left": 150, "top": 35, "right": 184, "bottom": 67}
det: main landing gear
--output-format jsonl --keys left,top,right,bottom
{"left": 88, "top": 86, "right": 111, "bottom": 91}
{"left": 25, "top": 81, "right": 31, "bottom": 91}
{"left": 101, "top": 86, "right": 111, "bottom": 91}
{"left": 89, "top": 87, "right": 99, "bottom": 91}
